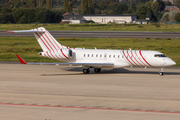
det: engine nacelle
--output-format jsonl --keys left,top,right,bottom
{"left": 39, "top": 49, "right": 73, "bottom": 60}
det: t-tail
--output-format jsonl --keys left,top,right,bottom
{"left": 6, "top": 27, "right": 73, "bottom": 60}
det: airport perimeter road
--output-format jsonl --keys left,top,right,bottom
{"left": 1, "top": 31, "right": 180, "bottom": 38}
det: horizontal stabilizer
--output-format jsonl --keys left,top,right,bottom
{"left": 6, "top": 30, "right": 45, "bottom": 33}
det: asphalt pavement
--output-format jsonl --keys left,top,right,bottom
{"left": 1, "top": 30, "right": 180, "bottom": 38}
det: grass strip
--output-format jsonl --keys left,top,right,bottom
{"left": 1, "top": 23, "right": 180, "bottom": 32}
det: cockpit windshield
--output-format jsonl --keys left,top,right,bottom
{"left": 154, "top": 54, "right": 166, "bottom": 57}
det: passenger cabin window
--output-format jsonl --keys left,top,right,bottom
{"left": 113, "top": 55, "right": 115, "bottom": 58}
{"left": 84, "top": 54, "right": 86, "bottom": 57}
{"left": 100, "top": 54, "right": 102, "bottom": 57}
{"left": 154, "top": 54, "right": 166, "bottom": 57}
{"left": 92, "top": 54, "right": 93, "bottom": 57}
{"left": 104, "top": 55, "right": 106, "bottom": 57}
{"left": 88, "top": 54, "right": 89, "bottom": 57}
{"left": 96, "top": 54, "right": 98, "bottom": 57}
{"left": 109, "top": 55, "right": 111, "bottom": 58}
{"left": 118, "top": 55, "right": 120, "bottom": 58}
{"left": 122, "top": 55, "right": 124, "bottom": 58}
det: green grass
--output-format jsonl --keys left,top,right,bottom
{"left": 0, "top": 37, "right": 179, "bottom": 66}
{"left": 1, "top": 23, "right": 180, "bottom": 32}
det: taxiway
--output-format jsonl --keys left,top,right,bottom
{"left": 1, "top": 31, "right": 180, "bottom": 38}
{"left": 0, "top": 64, "right": 180, "bottom": 119}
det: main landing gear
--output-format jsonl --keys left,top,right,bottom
{"left": 83, "top": 68, "right": 90, "bottom": 74}
{"left": 94, "top": 68, "right": 101, "bottom": 73}
{"left": 159, "top": 67, "right": 164, "bottom": 76}
{"left": 83, "top": 68, "right": 102, "bottom": 74}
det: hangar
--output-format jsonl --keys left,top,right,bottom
{"left": 84, "top": 15, "right": 137, "bottom": 24}
{"left": 62, "top": 15, "right": 87, "bottom": 24}
{"left": 62, "top": 15, "right": 137, "bottom": 24}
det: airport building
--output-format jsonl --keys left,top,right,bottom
{"left": 62, "top": 15, "right": 86, "bottom": 24}
{"left": 62, "top": 15, "right": 137, "bottom": 24}
{"left": 135, "top": 19, "right": 149, "bottom": 24}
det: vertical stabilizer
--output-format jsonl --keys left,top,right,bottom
{"left": 33, "top": 27, "right": 68, "bottom": 52}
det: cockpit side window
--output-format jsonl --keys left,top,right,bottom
{"left": 154, "top": 54, "right": 166, "bottom": 57}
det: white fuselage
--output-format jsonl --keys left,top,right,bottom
{"left": 56, "top": 49, "right": 176, "bottom": 68}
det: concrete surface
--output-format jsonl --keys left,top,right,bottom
{"left": 1, "top": 104, "right": 180, "bottom": 120}
{"left": 0, "top": 64, "right": 180, "bottom": 119}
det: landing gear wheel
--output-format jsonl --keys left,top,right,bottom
{"left": 94, "top": 68, "right": 101, "bottom": 73}
{"left": 159, "top": 67, "right": 165, "bottom": 76}
{"left": 83, "top": 69, "right": 90, "bottom": 74}
{"left": 160, "top": 72, "right": 164, "bottom": 76}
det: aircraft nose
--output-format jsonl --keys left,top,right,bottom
{"left": 164, "top": 59, "right": 176, "bottom": 66}
{"left": 167, "top": 60, "right": 176, "bottom": 66}
{"left": 171, "top": 60, "right": 176, "bottom": 66}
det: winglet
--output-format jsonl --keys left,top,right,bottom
{"left": 16, "top": 54, "right": 27, "bottom": 64}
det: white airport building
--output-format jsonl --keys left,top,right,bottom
{"left": 62, "top": 15, "right": 137, "bottom": 24}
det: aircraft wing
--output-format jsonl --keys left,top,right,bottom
{"left": 16, "top": 55, "right": 114, "bottom": 68}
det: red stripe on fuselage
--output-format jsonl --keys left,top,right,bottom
{"left": 58, "top": 53, "right": 63, "bottom": 59}
{"left": 46, "top": 51, "right": 52, "bottom": 58}
{"left": 61, "top": 49, "right": 69, "bottom": 59}
{"left": 50, "top": 51, "right": 57, "bottom": 59}
{"left": 131, "top": 50, "right": 143, "bottom": 66}
{"left": 135, "top": 50, "right": 146, "bottom": 66}
{"left": 122, "top": 50, "right": 134, "bottom": 66}
{"left": 139, "top": 50, "right": 152, "bottom": 67}
{"left": 53, "top": 50, "right": 60, "bottom": 60}
{"left": 56, "top": 49, "right": 63, "bottom": 59}
{"left": 127, "top": 50, "right": 138, "bottom": 66}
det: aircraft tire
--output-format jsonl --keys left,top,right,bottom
{"left": 83, "top": 69, "right": 90, "bottom": 74}
{"left": 160, "top": 72, "right": 164, "bottom": 76}
{"left": 94, "top": 68, "right": 101, "bottom": 73}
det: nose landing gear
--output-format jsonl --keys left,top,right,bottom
{"left": 159, "top": 72, "right": 164, "bottom": 76}
{"left": 159, "top": 67, "right": 164, "bottom": 76}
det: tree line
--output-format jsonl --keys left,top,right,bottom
{"left": 1, "top": 0, "right": 180, "bottom": 23}
{"left": 0, "top": 0, "right": 63, "bottom": 23}
{"left": 0, "top": 8, "right": 63, "bottom": 23}
{"left": 61, "top": 0, "right": 180, "bottom": 22}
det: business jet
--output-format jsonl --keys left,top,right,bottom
{"left": 6, "top": 27, "right": 176, "bottom": 76}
